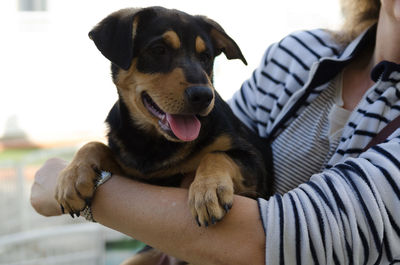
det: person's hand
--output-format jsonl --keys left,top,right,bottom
{"left": 30, "top": 158, "right": 68, "bottom": 216}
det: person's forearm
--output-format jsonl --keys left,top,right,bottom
{"left": 91, "top": 174, "right": 265, "bottom": 265}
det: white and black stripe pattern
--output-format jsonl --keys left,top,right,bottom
{"left": 229, "top": 28, "right": 343, "bottom": 138}
{"left": 271, "top": 78, "right": 339, "bottom": 194}
{"left": 328, "top": 63, "right": 400, "bottom": 168}
{"left": 259, "top": 137, "right": 400, "bottom": 264}
{"left": 231, "top": 25, "right": 400, "bottom": 264}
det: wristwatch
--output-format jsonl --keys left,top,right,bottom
{"left": 80, "top": 170, "right": 112, "bottom": 222}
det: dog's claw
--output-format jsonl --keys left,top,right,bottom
{"left": 69, "top": 212, "right": 75, "bottom": 218}
{"left": 195, "top": 216, "right": 201, "bottom": 227}
{"left": 224, "top": 204, "right": 231, "bottom": 213}
{"left": 60, "top": 204, "right": 65, "bottom": 214}
{"left": 84, "top": 198, "right": 92, "bottom": 206}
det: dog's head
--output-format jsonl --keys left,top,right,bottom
{"left": 89, "top": 7, "right": 246, "bottom": 142}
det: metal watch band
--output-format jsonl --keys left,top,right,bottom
{"left": 80, "top": 170, "right": 112, "bottom": 222}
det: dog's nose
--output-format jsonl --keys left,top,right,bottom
{"left": 185, "top": 86, "right": 213, "bottom": 112}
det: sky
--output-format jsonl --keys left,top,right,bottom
{"left": 0, "top": 0, "right": 342, "bottom": 145}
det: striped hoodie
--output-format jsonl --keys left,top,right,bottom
{"left": 230, "top": 25, "right": 400, "bottom": 264}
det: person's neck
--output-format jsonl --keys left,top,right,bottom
{"left": 341, "top": 8, "right": 400, "bottom": 111}
{"left": 372, "top": 8, "right": 400, "bottom": 66}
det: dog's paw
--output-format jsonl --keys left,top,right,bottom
{"left": 55, "top": 163, "right": 98, "bottom": 217}
{"left": 188, "top": 176, "right": 234, "bottom": 227}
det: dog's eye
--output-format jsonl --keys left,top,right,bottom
{"left": 198, "top": 52, "right": 211, "bottom": 64}
{"left": 150, "top": 44, "right": 167, "bottom": 56}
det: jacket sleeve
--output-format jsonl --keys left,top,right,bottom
{"left": 228, "top": 44, "right": 277, "bottom": 136}
{"left": 258, "top": 130, "right": 400, "bottom": 264}
{"left": 228, "top": 29, "right": 336, "bottom": 137}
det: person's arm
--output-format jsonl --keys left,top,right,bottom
{"left": 94, "top": 175, "right": 265, "bottom": 265}
{"left": 258, "top": 136, "right": 400, "bottom": 264}
{"left": 31, "top": 158, "right": 265, "bottom": 265}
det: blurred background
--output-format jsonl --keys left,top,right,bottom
{"left": 0, "top": 0, "right": 341, "bottom": 264}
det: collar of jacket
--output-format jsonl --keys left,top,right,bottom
{"left": 309, "top": 24, "right": 377, "bottom": 92}
{"left": 267, "top": 24, "right": 399, "bottom": 141}
{"left": 308, "top": 24, "right": 400, "bottom": 91}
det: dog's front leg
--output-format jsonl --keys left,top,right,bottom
{"left": 188, "top": 152, "right": 243, "bottom": 227}
{"left": 55, "top": 141, "right": 121, "bottom": 215}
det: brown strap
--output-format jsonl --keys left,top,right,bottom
{"left": 362, "top": 115, "right": 400, "bottom": 152}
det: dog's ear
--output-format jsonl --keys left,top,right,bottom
{"left": 199, "top": 16, "right": 247, "bottom": 65}
{"left": 89, "top": 8, "right": 142, "bottom": 70}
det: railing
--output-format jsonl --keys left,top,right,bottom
{"left": 0, "top": 147, "right": 78, "bottom": 235}
{"left": 0, "top": 147, "right": 135, "bottom": 265}
{"left": 0, "top": 223, "right": 106, "bottom": 265}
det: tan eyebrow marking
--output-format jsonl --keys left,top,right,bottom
{"left": 195, "top": 36, "right": 207, "bottom": 53}
{"left": 131, "top": 17, "right": 139, "bottom": 41}
{"left": 162, "top": 30, "right": 181, "bottom": 49}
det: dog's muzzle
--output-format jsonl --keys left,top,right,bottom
{"left": 184, "top": 86, "right": 213, "bottom": 114}
{"left": 142, "top": 91, "right": 203, "bottom": 142}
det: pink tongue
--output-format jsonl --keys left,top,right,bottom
{"left": 166, "top": 114, "right": 201, "bottom": 141}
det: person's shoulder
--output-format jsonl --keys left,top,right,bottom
{"left": 265, "top": 28, "right": 341, "bottom": 64}
{"left": 280, "top": 28, "right": 341, "bottom": 58}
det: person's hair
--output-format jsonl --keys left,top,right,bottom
{"left": 335, "top": 0, "right": 381, "bottom": 44}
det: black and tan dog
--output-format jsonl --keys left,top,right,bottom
{"left": 55, "top": 6, "right": 273, "bottom": 262}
